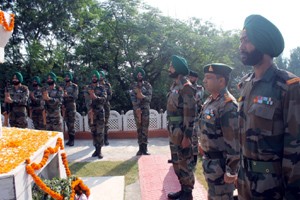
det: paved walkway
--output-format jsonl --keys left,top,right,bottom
{"left": 65, "top": 138, "right": 208, "bottom": 200}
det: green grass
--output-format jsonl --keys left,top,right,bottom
{"left": 69, "top": 158, "right": 208, "bottom": 189}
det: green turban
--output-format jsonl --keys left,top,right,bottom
{"left": 203, "top": 63, "right": 232, "bottom": 78}
{"left": 65, "top": 72, "right": 73, "bottom": 81}
{"left": 171, "top": 55, "right": 189, "bottom": 76}
{"left": 13, "top": 72, "right": 23, "bottom": 83}
{"left": 32, "top": 76, "right": 41, "bottom": 85}
{"left": 47, "top": 72, "right": 57, "bottom": 82}
{"left": 133, "top": 67, "right": 145, "bottom": 79}
{"left": 243, "top": 14, "right": 284, "bottom": 57}
{"left": 99, "top": 70, "right": 106, "bottom": 78}
{"left": 91, "top": 70, "right": 100, "bottom": 80}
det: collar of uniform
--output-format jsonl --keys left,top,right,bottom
{"left": 247, "top": 65, "right": 276, "bottom": 83}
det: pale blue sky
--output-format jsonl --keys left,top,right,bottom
{"left": 144, "top": 0, "right": 299, "bottom": 58}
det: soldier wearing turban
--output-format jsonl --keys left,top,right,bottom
{"left": 4, "top": 72, "right": 29, "bottom": 128}
{"left": 130, "top": 67, "right": 152, "bottom": 156}
{"left": 167, "top": 55, "right": 196, "bottom": 200}
{"left": 238, "top": 14, "right": 300, "bottom": 199}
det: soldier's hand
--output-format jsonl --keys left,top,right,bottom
{"left": 4, "top": 95, "right": 13, "bottom": 103}
{"left": 224, "top": 173, "right": 237, "bottom": 184}
{"left": 63, "top": 90, "right": 68, "bottom": 97}
{"left": 181, "top": 136, "right": 191, "bottom": 149}
{"left": 88, "top": 90, "right": 97, "bottom": 100}
{"left": 30, "top": 92, "right": 35, "bottom": 100}
{"left": 42, "top": 91, "right": 50, "bottom": 101}
{"left": 135, "top": 88, "right": 145, "bottom": 99}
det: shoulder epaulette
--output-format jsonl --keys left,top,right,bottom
{"left": 286, "top": 77, "right": 300, "bottom": 85}
{"left": 237, "top": 73, "right": 252, "bottom": 89}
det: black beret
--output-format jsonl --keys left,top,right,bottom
{"left": 203, "top": 63, "right": 232, "bottom": 77}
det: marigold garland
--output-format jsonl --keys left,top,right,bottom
{"left": 0, "top": 11, "right": 14, "bottom": 31}
{"left": 26, "top": 137, "right": 90, "bottom": 200}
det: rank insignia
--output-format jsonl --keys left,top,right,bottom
{"left": 209, "top": 65, "right": 213, "bottom": 72}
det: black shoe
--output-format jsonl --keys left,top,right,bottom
{"left": 104, "top": 134, "right": 109, "bottom": 146}
{"left": 91, "top": 150, "right": 97, "bottom": 157}
{"left": 168, "top": 159, "right": 173, "bottom": 164}
{"left": 142, "top": 144, "right": 150, "bottom": 155}
{"left": 177, "top": 191, "right": 192, "bottom": 200}
{"left": 168, "top": 190, "right": 182, "bottom": 199}
{"left": 66, "top": 140, "right": 74, "bottom": 146}
{"left": 98, "top": 153, "right": 103, "bottom": 159}
{"left": 136, "top": 145, "right": 143, "bottom": 156}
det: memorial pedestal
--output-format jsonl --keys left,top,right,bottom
{"left": 0, "top": 130, "right": 66, "bottom": 200}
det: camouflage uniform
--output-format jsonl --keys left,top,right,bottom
{"left": 29, "top": 86, "right": 45, "bottom": 130}
{"left": 167, "top": 76, "right": 196, "bottom": 194}
{"left": 63, "top": 82, "right": 78, "bottom": 137}
{"left": 85, "top": 83, "right": 107, "bottom": 155}
{"left": 102, "top": 81, "right": 112, "bottom": 145}
{"left": 44, "top": 85, "right": 63, "bottom": 132}
{"left": 130, "top": 80, "right": 152, "bottom": 152}
{"left": 237, "top": 66, "right": 300, "bottom": 199}
{"left": 7, "top": 84, "right": 29, "bottom": 128}
{"left": 199, "top": 88, "right": 239, "bottom": 200}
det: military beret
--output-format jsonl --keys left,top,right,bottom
{"left": 91, "top": 70, "right": 100, "bottom": 79}
{"left": 32, "top": 76, "right": 41, "bottom": 85}
{"left": 189, "top": 70, "right": 198, "bottom": 78}
{"left": 203, "top": 63, "right": 232, "bottom": 77}
{"left": 13, "top": 72, "right": 23, "bottom": 83}
{"left": 65, "top": 72, "right": 73, "bottom": 81}
{"left": 133, "top": 67, "right": 145, "bottom": 78}
{"left": 99, "top": 70, "right": 106, "bottom": 78}
{"left": 243, "top": 14, "right": 284, "bottom": 57}
{"left": 47, "top": 72, "right": 57, "bottom": 82}
{"left": 171, "top": 55, "right": 189, "bottom": 76}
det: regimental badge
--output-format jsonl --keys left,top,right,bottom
{"left": 209, "top": 65, "right": 213, "bottom": 72}
{"left": 253, "top": 96, "right": 273, "bottom": 105}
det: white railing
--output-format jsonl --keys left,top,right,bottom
{"left": 1, "top": 109, "right": 168, "bottom": 132}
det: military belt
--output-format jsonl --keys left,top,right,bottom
{"left": 204, "top": 151, "right": 224, "bottom": 159}
{"left": 243, "top": 158, "right": 281, "bottom": 174}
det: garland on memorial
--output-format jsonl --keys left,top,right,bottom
{"left": 0, "top": 11, "right": 14, "bottom": 31}
{"left": 26, "top": 137, "right": 90, "bottom": 200}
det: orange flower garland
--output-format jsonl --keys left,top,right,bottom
{"left": 26, "top": 137, "right": 90, "bottom": 200}
{"left": 0, "top": 11, "right": 15, "bottom": 31}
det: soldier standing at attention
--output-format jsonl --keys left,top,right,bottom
{"left": 43, "top": 72, "right": 63, "bottom": 132}
{"left": 130, "top": 67, "right": 152, "bottom": 156}
{"left": 199, "top": 63, "right": 239, "bottom": 200}
{"left": 167, "top": 55, "right": 195, "bottom": 200}
{"left": 4, "top": 72, "right": 29, "bottom": 128}
{"left": 99, "top": 71, "right": 112, "bottom": 146}
{"left": 237, "top": 14, "right": 300, "bottom": 199}
{"left": 85, "top": 70, "right": 107, "bottom": 159}
{"left": 29, "top": 76, "right": 45, "bottom": 130}
{"left": 63, "top": 72, "right": 78, "bottom": 146}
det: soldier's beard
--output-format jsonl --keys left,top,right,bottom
{"left": 92, "top": 79, "right": 98, "bottom": 83}
{"left": 169, "top": 72, "right": 179, "bottom": 78}
{"left": 241, "top": 49, "right": 264, "bottom": 66}
{"left": 32, "top": 83, "right": 38, "bottom": 87}
{"left": 12, "top": 81, "right": 20, "bottom": 85}
{"left": 65, "top": 79, "right": 70, "bottom": 82}
{"left": 47, "top": 81, "right": 54, "bottom": 85}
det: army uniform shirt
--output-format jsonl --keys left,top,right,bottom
{"left": 63, "top": 82, "right": 78, "bottom": 135}
{"left": 8, "top": 85, "right": 29, "bottom": 128}
{"left": 166, "top": 76, "right": 196, "bottom": 192}
{"left": 29, "top": 86, "right": 45, "bottom": 130}
{"left": 237, "top": 65, "right": 300, "bottom": 199}
{"left": 199, "top": 88, "right": 239, "bottom": 198}
{"left": 45, "top": 85, "right": 63, "bottom": 131}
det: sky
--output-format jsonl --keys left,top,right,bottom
{"left": 143, "top": 0, "right": 300, "bottom": 58}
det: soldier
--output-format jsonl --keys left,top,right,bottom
{"left": 167, "top": 55, "right": 195, "bottom": 200}
{"left": 99, "top": 71, "right": 112, "bottom": 146}
{"left": 188, "top": 70, "right": 204, "bottom": 166}
{"left": 29, "top": 76, "right": 46, "bottom": 130}
{"left": 4, "top": 72, "right": 29, "bottom": 128}
{"left": 85, "top": 70, "right": 107, "bottom": 159}
{"left": 199, "top": 63, "right": 239, "bottom": 200}
{"left": 43, "top": 72, "right": 63, "bottom": 132}
{"left": 62, "top": 72, "right": 79, "bottom": 146}
{"left": 129, "top": 67, "right": 152, "bottom": 156}
{"left": 237, "top": 14, "right": 300, "bottom": 199}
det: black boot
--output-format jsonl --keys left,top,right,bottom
{"left": 168, "top": 190, "right": 182, "bottom": 199}
{"left": 177, "top": 191, "right": 192, "bottom": 200}
{"left": 66, "top": 134, "right": 74, "bottom": 146}
{"left": 142, "top": 144, "right": 150, "bottom": 155}
{"left": 168, "top": 159, "right": 173, "bottom": 164}
{"left": 136, "top": 145, "right": 143, "bottom": 156}
{"left": 98, "top": 147, "right": 103, "bottom": 159}
{"left": 92, "top": 146, "right": 99, "bottom": 157}
{"left": 104, "top": 134, "right": 109, "bottom": 146}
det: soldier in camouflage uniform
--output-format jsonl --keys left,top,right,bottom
{"left": 99, "top": 71, "right": 112, "bottom": 146}
{"left": 199, "top": 63, "right": 239, "bottom": 200}
{"left": 188, "top": 70, "right": 204, "bottom": 167}
{"left": 237, "top": 15, "right": 300, "bottom": 199}
{"left": 63, "top": 72, "right": 78, "bottom": 146}
{"left": 167, "top": 55, "right": 195, "bottom": 200}
{"left": 130, "top": 67, "right": 152, "bottom": 156}
{"left": 43, "top": 72, "right": 63, "bottom": 132}
{"left": 29, "top": 76, "right": 45, "bottom": 130}
{"left": 4, "top": 72, "right": 29, "bottom": 128}
{"left": 85, "top": 70, "right": 107, "bottom": 159}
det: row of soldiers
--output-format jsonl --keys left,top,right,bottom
{"left": 2, "top": 70, "right": 112, "bottom": 158}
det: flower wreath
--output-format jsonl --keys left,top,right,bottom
{"left": 0, "top": 11, "right": 14, "bottom": 31}
{"left": 26, "top": 137, "right": 90, "bottom": 200}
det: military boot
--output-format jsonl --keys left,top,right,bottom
{"left": 66, "top": 134, "right": 74, "bottom": 146}
{"left": 98, "top": 147, "right": 103, "bottom": 159}
{"left": 104, "top": 134, "right": 109, "bottom": 146}
{"left": 168, "top": 190, "right": 182, "bottom": 199}
{"left": 176, "top": 191, "right": 192, "bottom": 200}
{"left": 136, "top": 145, "right": 143, "bottom": 156}
{"left": 92, "top": 146, "right": 99, "bottom": 157}
{"left": 142, "top": 143, "right": 150, "bottom": 155}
